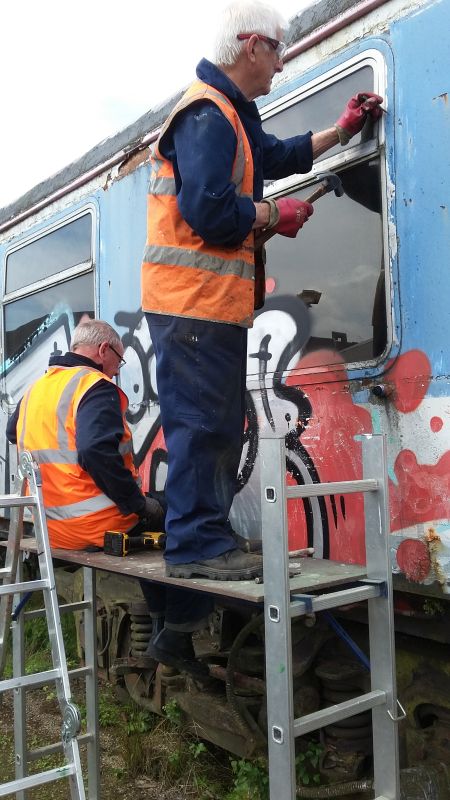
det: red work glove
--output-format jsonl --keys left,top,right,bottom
{"left": 269, "top": 198, "right": 314, "bottom": 238}
{"left": 335, "top": 92, "right": 384, "bottom": 145}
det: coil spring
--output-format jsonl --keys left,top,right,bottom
{"left": 129, "top": 612, "right": 152, "bottom": 658}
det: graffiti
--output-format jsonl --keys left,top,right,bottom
{"left": 2, "top": 297, "right": 450, "bottom": 583}
{"left": 113, "top": 296, "right": 332, "bottom": 555}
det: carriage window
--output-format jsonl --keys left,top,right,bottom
{"left": 263, "top": 65, "right": 375, "bottom": 162}
{"left": 3, "top": 274, "right": 94, "bottom": 364}
{"left": 263, "top": 158, "right": 385, "bottom": 365}
{"left": 5, "top": 214, "right": 92, "bottom": 294}
{"left": 2, "top": 211, "right": 95, "bottom": 387}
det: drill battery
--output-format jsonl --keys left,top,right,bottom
{"left": 104, "top": 530, "right": 166, "bottom": 557}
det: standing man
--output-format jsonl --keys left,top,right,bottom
{"left": 141, "top": 1, "right": 383, "bottom": 665}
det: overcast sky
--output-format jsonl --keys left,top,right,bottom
{"left": 0, "top": 0, "right": 311, "bottom": 210}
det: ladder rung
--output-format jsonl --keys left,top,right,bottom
{"left": 29, "top": 733, "right": 93, "bottom": 761}
{"left": 0, "top": 579, "right": 50, "bottom": 597}
{"left": 286, "top": 478, "right": 378, "bottom": 499}
{"left": 0, "top": 668, "right": 60, "bottom": 693}
{"left": 0, "top": 765, "right": 76, "bottom": 797}
{"left": 293, "top": 690, "right": 387, "bottom": 737}
{"left": 0, "top": 567, "right": 12, "bottom": 579}
{"left": 290, "top": 584, "right": 381, "bottom": 617}
{"left": 24, "top": 600, "right": 91, "bottom": 620}
{"left": 0, "top": 494, "right": 36, "bottom": 508}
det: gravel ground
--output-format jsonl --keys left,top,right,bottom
{"left": 1, "top": 679, "right": 226, "bottom": 800}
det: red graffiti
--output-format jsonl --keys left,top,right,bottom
{"left": 430, "top": 416, "right": 443, "bottom": 432}
{"left": 386, "top": 349, "right": 431, "bottom": 412}
{"left": 390, "top": 448, "right": 450, "bottom": 531}
{"left": 396, "top": 538, "right": 431, "bottom": 582}
{"left": 285, "top": 350, "right": 372, "bottom": 563}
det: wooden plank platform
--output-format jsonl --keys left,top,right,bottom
{"left": 12, "top": 538, "right": 367, "bottom": 604}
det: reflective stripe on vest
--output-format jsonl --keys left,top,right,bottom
{"left": 17, "top": 366, "right": 137, "bottom": 522}
{"left": 46, "top": 493, "right": 115, "bottom": 520}
{"left": 142, "top": 79, "right": 256, "bottom": 327}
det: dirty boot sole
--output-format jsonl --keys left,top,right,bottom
{"left": 166, "top": 563, "right": 263, "bottom": 581}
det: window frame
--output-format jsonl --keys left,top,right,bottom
{"left": 1, "top": 204, "right": 97, "bottom": 377}
{"left": 252, "top": 48, "right": 391, "bottom": 380}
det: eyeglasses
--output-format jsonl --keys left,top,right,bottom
{"left": 109, "top": 343, "right": 126, "bottom": 368}
{"left": 237, "top": 33, "right": 287, "bottom": 59}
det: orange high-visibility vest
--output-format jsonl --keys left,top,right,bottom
{"left": 16, "top": 365, "right": 140, "bottom": 549}
{"left": 141, "top": 79, "right": 255, "bottom": 327}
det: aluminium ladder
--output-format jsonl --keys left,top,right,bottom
{"left": 0, "top": 450, "right": 97, "bottom": 799}
{"left": 260, "top": 433, "right": 402, "bottom": 800}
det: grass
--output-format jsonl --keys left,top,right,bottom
{"left": 1, "top": 595, "right": 323, "bottom": 799}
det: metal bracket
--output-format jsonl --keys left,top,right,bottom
{"left": 387, "top": 699, "right": 407, "bottom": 723}
{"left": 360, "top": 578, "right": 388, "bottom": 598}
{"left": 291, "top": 593, "right": 314, "bottom": 614}
{"left": 61, "top": 703, "right": 81, "bottom": 743}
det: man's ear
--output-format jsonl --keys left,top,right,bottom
{"left": 98, "top": 341, "right": 108, "bottom": 360}
{"left": 245, "top": 34, "right": 259, "bottom": 63}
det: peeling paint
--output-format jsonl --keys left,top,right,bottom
{"left": 426, "top": 526, "right": 447, "bottom": 586}
{"left": 118, "top": 148, "right": 150, "bottom": 179}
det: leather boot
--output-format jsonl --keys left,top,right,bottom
{"left": 166, "top": 548, "right": 263, "bottom": 581}
{"left": 146, "top": 628, "right": 209, "bottom": 678}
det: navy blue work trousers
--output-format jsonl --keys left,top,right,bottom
{"left": 142, "top": 313, "right": 248, "bottom": 629}
{"left": 146, "top": 313, "right": 248, "bottom": 564}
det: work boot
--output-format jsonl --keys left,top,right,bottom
{"left": 166, "top": 548, "right": 263, "bottom": 581}
{"left": 231, "top": 529, "right": 262, "bottom": 553}
{"left": 146, "top": 628, "right": 209, "bottom": 678}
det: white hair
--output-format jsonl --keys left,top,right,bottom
{"left": 70, "top": 319, "right": 121, "bottom": 351}
{"left": 213, "top": 0, "right": 287, "bottom": 67}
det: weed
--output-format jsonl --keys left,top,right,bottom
{"left": 423, "top": 598, "right": 444, "bottom": 617}
{"left": 43, "top": 685, "right": 56, "bottom": 702}
{"left": 98, "top": 693, "right": 121, "bottom": 728}
{"left": 226, "top": 757, "right": 269, "bottom": 800}
{"left": 125, "top": 705, "right": 156, "bottom": 734}
{"left": 189, "top": 741, "right": 207, "bottom": 759}
{"left": 163, "top": 697, "right": 183, "bottom": 727}
{"left": 0, "top": 732, "right": 12, "bottom": 748}
{"left": 295, "top": 741, "right": 322, "bottom": 787}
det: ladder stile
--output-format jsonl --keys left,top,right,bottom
{"left": 260, "top": 433, "right": 400, "bottom": 800}
{"left": 0, "top": 480, "right": 26, "bottom": 677}
{"left": 261, "top": 436, "right": 297, "bottom": 800}
{"left": 363, "top": 435, "right": 400, "bottom": 800}
{"left": 0, "top": 450, "right": 88, "bottom": 800}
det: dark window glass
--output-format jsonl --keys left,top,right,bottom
{"left": 263, "top": 66, "right": 375, "bottom": 163}
{"left": 4, "top": 273, "right": 95, "bottom": 364}
{"left": 5, "top": 214, "right": 92, "bottom": 294}
{"left": 262, "top": 158, "right": 386, "bottom": 365}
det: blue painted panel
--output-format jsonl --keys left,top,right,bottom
{"left": 391, "top": 0, "right": 450, "bottom": 389}
{"left": 95, "top": 162, "right": 150, "bottom": 324}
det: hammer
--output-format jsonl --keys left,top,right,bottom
{"left": 255, "top": 172, "right": 344, "bottom": 248}
{"left": 304, "top": 171, "right": 344, "bottom": 204}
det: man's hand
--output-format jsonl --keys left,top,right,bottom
{"left": 335, "top": 92, "right": 384, "bottom": 145}
{"left": 271, "top": 198, "right": 314, "bottom": 238}
{"left": 140, "top": 496, "right": 165, "bottom": 531}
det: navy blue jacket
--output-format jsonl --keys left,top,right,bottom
{"left": 159, "top": 58, "right": 313, "bottom": 248}
{"left": 6, "top": 353, "right": 147, "bottom": 517}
